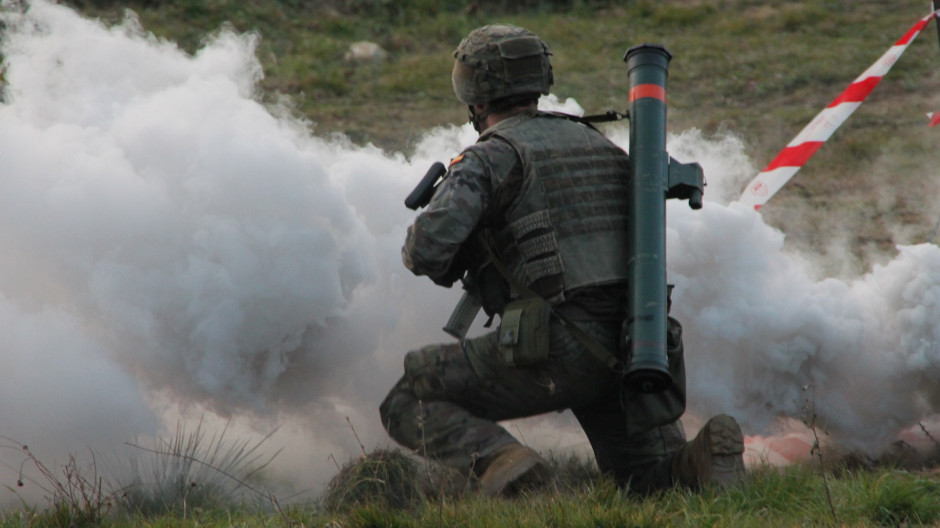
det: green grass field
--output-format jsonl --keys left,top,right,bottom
{"left": 4, "top": 452, "right": 940, "bottom": 527}
{"left": 4, "top": 0, "right": 940, "bottom": 525}
{"left": 71, "top": 0, "right": 940, "bottom": 271}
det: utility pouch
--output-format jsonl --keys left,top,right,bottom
{"left": 498, "top": 297, "right": 551, "bottom": 366}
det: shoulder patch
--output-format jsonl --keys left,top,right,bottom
{"left": 449, "top": 154, "right": 465, "bottom": 166}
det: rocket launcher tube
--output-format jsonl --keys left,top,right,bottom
{"left": 623, "top": 44, "right": 673, "bottom": 393}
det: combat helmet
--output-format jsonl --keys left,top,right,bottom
{"left": 452, "top": 24, "right": 553, "bottom": 106}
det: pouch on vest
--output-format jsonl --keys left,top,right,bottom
{"left": 498, "top": 297, "right": 551, "bottom": 366}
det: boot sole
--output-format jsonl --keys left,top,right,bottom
{"left": 705, "top": 414, "right": 746, "bottom": 487}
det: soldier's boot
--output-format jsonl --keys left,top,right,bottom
{"left": 477, "top": 443, "right": 548, "bottom": 497}
{"left": 671, "top": 414, "right": 745, "bottom": 489}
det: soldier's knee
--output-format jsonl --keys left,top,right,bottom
{"left": 381, "top": 343, "right": 461, "bottom": 445}
{"left": 404, "top": 344, "right": 451, "bottom": 400}
{"left": 379, "top": 376, "right": 413, "bottom": 435}
{"left": 378, "top": 392, "right": 394, "bottom": 434}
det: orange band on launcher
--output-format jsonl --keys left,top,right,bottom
{"left": 629, "top": 84, "right": 666, "bottom": 103}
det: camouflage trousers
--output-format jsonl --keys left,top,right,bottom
{"left": 379, "top": 316, "right": 688, "bottom": 493}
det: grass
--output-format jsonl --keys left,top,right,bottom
{"left": 119, "top": 419, "right": 280, "bottom": 517}
{"left": 0, "top": 440, "right": 111, "bottom": 527}
{"left": 6, "top": 417, "right": 939, "bottom": 526}
{"left": 322, "top": 449, "right": 425, "bottom": 513}
{"left": 1, "top": 421, "right": 283, "bottom": 527}
{"left": 67, "top": 0, "right": 939, "bottom": 152}
{"left": 314, "top": 461, "right": 940, "bottom": 527}
{"left": 62, "top": 0, "right": 940, "bottom": 271}
{"left": 5, "top": 443, "right": 940, "bottom": 527}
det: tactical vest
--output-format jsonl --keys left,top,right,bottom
{"left": 481, "top": 112, "right": 631, "bottom": 303}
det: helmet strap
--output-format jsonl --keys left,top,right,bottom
{"left": 468, "top": 104, "right": 493, "bottom": 133}
{"left": 468, "top": 95, "right": 540, "bottom": 132}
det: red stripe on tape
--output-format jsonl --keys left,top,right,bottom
{"left": 897, "top": 18, "right": 930, "bottom": 45}
{"left": 828, "top": 77, "right": 880, "bottom": 107}
{"left": 764, "top": 141, "right": 825, "bottom": 172}
{"left": 739, "top": 11, "right": 934, "bottom": 209}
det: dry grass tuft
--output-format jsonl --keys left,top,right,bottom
{"left": 322, "top": 449, "right": 426, "bottom": 512}
{"left": 322, "top": 446, "right": 601, "bottom": 512}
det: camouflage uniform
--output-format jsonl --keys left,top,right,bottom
{"left": 381, "top": 110, "right": 687, "bottom": 492}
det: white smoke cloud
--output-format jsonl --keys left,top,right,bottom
{"left": 664, "top": 135, "right": 940, "bottom": 452}
{"left": 0, "top": 0, "right": 412, "bottom": 501}
{"left": 1, "top": 0, "right": 939, "bottom": 506}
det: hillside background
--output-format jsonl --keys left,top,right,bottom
{"left": 67, "top": 0, "right": 940, "bottom": 272}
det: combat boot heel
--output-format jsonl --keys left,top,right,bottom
{"left": 477, "top": 443, "right": 548, "bottom": 497}
{"left": 672, "top": 414, "right": 745, "bottom": 489}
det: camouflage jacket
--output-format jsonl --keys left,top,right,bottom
{"left": 403, "top": 110, "right": 631, "bottom": 304}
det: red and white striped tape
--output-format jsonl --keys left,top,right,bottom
{"left": 739, "top": 9, "right": 940, "bottom": 211}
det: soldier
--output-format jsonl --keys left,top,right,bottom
{"left": 380, "top": 24, "right": 745, "bottom": 496}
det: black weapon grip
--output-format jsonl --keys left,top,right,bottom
{"left": 405, "top": 161, "right": 447, "bottom": 210}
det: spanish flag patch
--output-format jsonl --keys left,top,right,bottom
{"left": 449, "top": 154, "right": 465, "bottom": 166}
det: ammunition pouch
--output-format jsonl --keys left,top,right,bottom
{"left": 498, "top": 297, "right": 552, "bottom": 366}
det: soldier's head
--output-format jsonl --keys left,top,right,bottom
{"left": 452, "top": 24, "right": 553, "bottom": 131}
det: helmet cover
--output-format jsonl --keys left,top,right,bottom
{"left": 452, "top": 24, "right": 553, "bottom": 105}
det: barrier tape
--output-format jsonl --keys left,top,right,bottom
{"left": 739, "top": 9, "right": 940, "bottom": 211}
